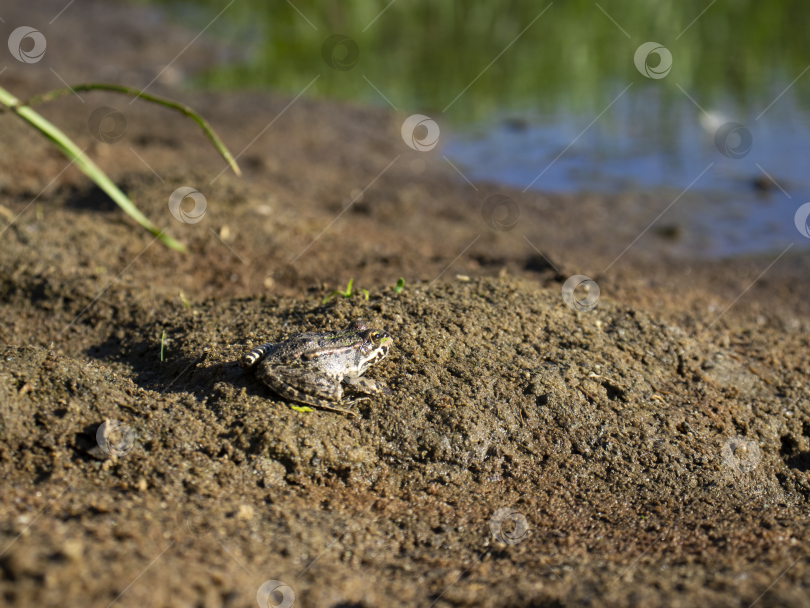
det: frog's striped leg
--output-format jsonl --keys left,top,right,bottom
{"left": 240, "top": 343, "right": 275, "bottom": 370}
{"left": 256, "top": 362, "right": 358, "bottom": 417}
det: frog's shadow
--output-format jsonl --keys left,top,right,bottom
{"left": 83, "top": 327, "right": 316, "bottom": 404}
{"left": 84, "top": 334, "right": 242, "bottom": 397}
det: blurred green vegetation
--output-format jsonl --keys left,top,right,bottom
{"left": 145, "top": 0, "right": 810, "bottom": 121}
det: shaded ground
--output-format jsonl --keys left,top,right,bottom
{"left": 1, "top": 1, "right": 810, "bottom": 607}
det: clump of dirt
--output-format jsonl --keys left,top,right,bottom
{"left": 1, "top": 1, "right": 810, "bottom": 607}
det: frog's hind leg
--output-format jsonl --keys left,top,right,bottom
{"left": 257, "top": 363, "right": 357, "bottom": 417}
{"left": 240, "top": 343, "right": 276, "bottom": 370}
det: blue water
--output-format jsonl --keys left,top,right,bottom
{"left": 443, "top": 87, "right": 810, "bottom": 258}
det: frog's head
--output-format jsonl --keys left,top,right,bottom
{"left": 347, "top": 319, "right": 393, "bottom": 373}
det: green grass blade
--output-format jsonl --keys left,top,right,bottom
{"left": 0, "top": 85, "right": 186, "bottom": 252}
{"left": 24, "top": 83, "right": 241, "bottom": 177}
{"left": 321, "top": 278, "right": 356, "bottom": 305}
{"left": 289, "top": 405, "right": 313, "bottom": 413}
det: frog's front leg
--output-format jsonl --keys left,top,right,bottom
{"left": 256, "top": 362, "right": 357, "bottom": 417}
{"left": 343, "top": 376, "right": 392, "bottom": 396}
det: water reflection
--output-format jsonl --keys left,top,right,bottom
{"left": 444, "top": 88, "right": 809, "bottom": 257}
{"left": 149, "top": 0, "right": 810, "bottom": 256}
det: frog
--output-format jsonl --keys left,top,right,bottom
{"left": 240, "top": 319, "right": 393, "bottom": 417}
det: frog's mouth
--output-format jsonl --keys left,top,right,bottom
{"left": 361, "top": 347, "right": 388, "bottom": 369}
{"left": 358, "top": 330, "right": 392, "bottom": 369}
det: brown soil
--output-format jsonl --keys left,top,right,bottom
{"left": 1, "top": 1, "right": 810, "bottom": 607}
